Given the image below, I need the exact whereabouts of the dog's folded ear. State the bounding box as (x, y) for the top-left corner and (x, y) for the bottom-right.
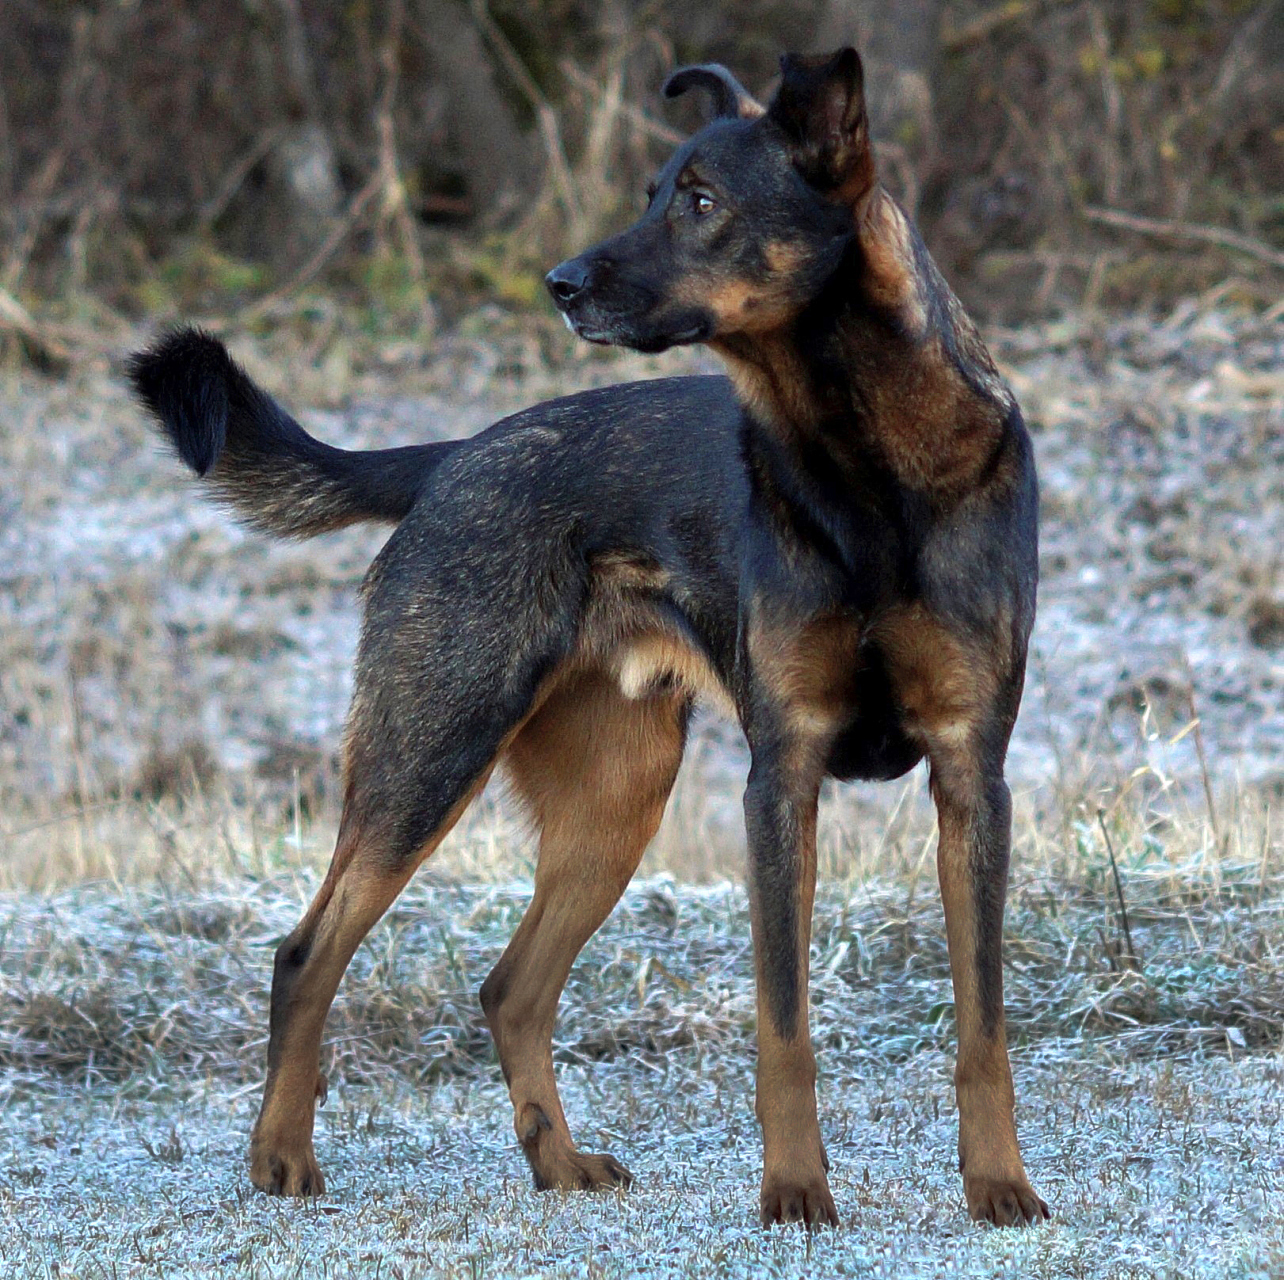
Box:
(663, 64), (765, 122)
(769, 48), (875, 208)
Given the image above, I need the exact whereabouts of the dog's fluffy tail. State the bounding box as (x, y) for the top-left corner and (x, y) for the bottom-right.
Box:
(127, 327), (458, 538)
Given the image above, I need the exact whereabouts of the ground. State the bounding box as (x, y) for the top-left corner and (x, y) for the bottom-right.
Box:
(0, 303), (1281, 1277)
(4, 875), (1284, 1277)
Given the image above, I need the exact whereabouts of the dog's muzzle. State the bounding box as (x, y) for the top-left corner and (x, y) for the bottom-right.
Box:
(544, 249), (710, 352)
(544, 255), (620, 344)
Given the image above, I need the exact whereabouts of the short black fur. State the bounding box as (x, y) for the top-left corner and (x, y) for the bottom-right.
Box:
(127, 45), (1048, 1231)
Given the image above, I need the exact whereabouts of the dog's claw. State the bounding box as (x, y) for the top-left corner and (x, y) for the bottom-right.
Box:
(965, 1174), (1050, 1227)
(250, 1142), (326, 1197)
(760, 1173), (839, 1229)
(530, 1148), (634, 1193)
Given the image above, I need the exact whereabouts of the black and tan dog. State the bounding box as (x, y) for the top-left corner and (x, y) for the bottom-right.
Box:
(128, 48), (1047, 1228)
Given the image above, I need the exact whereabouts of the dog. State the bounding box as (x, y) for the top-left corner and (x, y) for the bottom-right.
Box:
(128, 47), (1047, 1229)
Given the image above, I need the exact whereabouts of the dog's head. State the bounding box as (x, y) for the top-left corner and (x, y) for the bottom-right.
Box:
(546, 49), (876, 354)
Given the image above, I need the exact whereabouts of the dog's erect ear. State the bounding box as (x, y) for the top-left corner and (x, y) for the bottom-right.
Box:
(663, 64), (765, 122)
(769, 48), (874, 206)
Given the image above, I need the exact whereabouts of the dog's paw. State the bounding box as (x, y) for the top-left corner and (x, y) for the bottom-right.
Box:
(531, 1147), (634, 1193)
(760, 1171), (839, 1228)
(249, 1137), (326, 1197)
(964, 1172), (1049, 1227)
(518, 1103), (633, 1192)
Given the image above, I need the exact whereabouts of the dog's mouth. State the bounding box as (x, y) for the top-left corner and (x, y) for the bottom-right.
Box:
(560, 309), (712, 352)
(546, 248), (716, 352)
(658, 324), (709, 345)
(558, 312), (613, 345)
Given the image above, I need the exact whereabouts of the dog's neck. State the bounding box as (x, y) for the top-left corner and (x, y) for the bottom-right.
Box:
(711, 188), (1015, 496)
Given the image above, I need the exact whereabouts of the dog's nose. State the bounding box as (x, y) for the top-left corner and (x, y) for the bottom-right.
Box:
(545, 260), (590, 306)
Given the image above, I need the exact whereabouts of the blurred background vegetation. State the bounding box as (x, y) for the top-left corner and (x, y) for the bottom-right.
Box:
(1, 0), (1280, 364)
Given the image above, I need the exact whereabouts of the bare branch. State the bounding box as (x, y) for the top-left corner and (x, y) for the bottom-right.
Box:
(1083, 205), (1284, 271)
(238, 171), (383, 323)
(197, 128), (286, 233)
(468, 0), (585, 238)
(374, 0), (427, 295)
(2, 150), (67, 293)
(1096, 810), (1140, 972)
(0, 287), (72, 366)
(560, 60), (683, 147)
(941, 0), (1035, 53)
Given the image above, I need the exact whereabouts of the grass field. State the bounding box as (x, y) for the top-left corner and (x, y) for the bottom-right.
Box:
(2, 790), (1283, 1277)
(1, 302), (1281, 1276)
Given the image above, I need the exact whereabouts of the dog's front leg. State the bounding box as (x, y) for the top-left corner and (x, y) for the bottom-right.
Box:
(743, 742), (837, 1228)
(931, 757), (1050, 1226)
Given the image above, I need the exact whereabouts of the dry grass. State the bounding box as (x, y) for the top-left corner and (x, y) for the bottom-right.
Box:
(1, 782), (1282, 1277)
(2, 780), (1280, 1091)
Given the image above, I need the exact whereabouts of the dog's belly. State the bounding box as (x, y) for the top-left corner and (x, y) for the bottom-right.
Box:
(826, 714), (923, 782)
(607, 631), (923, 785)
(575, 564), (925, 780)
(823, 638), (925, 782)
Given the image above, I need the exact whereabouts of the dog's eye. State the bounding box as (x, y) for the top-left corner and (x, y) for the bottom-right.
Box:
(693, 192), (716, 216)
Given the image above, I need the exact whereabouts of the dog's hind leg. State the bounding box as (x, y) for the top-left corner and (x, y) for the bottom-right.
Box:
(248, 759), (496, 1196)
(481, 672), (689, 1192)
(248, 530), (575, 1196)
